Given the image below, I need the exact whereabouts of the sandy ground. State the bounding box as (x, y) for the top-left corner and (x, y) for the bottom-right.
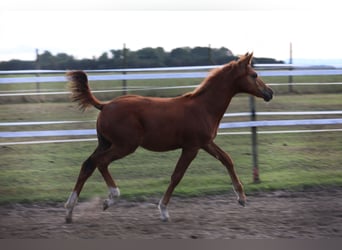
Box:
(0, 187), (341, 239)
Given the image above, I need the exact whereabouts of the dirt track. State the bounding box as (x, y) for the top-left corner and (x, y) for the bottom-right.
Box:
(0, 188), (341, 239)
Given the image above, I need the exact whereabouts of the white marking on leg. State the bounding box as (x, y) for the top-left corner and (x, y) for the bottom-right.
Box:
(109, 187), (120, 198)
(232, 185), (239, 199)
(64, 191), (78, 223)
(158, 198), (170, 222)
(103, 187), (120, 210)
(65, 191), (78, 208)
(232, 185), (246, 207)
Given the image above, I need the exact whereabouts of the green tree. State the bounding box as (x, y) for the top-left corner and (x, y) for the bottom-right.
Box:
(136, 47), (167, 67)
(39, 51), (55, 69)
(169, 47), (192, 66)
(0, 46), (284, 70)
(191, 47), (211, 65)
(55, 53), (74, 69)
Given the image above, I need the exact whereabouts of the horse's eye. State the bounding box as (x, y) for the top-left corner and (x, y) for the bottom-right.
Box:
(251, 73), (258, 79)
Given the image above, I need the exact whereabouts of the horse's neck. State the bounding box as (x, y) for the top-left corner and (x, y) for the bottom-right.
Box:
(194, 79), (236, 122)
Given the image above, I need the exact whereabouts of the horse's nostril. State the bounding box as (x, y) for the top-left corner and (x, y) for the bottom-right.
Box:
(262, 89), (273, 102)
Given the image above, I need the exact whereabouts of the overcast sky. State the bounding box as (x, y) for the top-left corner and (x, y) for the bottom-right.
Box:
(0, 0), (341, 64)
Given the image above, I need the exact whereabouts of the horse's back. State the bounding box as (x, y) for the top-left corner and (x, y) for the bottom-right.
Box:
(100, 95), (184, 120)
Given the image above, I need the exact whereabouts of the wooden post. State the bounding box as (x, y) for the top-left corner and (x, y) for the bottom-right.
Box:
(288, 42), (293, 93)
(35, 48), (40, 93)
(249, 96), (260, 183)
(122, 43), (127, 95)
(208, 44), (214, 65)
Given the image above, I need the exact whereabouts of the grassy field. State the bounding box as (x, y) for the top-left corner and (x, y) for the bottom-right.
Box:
(1, 131), (341, 204)
(0, 74), (341, 204)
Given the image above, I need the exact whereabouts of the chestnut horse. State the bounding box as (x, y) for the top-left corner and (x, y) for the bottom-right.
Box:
(64, 53), (273, 223)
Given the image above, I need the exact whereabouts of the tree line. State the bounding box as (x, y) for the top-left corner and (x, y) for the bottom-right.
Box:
(0, 46), (284, 70)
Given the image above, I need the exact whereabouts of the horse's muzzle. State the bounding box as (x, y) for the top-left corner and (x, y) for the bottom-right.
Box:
(262, 88), (274, 102)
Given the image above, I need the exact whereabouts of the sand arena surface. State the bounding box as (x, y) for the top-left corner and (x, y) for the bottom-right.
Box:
(1, 187), (341, 239)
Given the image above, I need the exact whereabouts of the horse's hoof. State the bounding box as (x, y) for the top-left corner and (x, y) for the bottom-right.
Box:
(103, 200), (109, 211)
(161, 216), (170, 222)
(65, 208), (73, 223)
(103, 198), (115, 211)
(238, 199), (246, 207)
(158, 203), (170, 222)
(65, 217), (73, 224)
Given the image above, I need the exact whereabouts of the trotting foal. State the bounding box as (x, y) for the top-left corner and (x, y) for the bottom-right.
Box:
(64, 53), (273, 222)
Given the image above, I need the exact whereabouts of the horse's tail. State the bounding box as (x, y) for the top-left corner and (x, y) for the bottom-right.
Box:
(67, 71), (105, 111)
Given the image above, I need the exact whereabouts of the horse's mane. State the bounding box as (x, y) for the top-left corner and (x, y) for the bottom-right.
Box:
(185, 60), (238, 97)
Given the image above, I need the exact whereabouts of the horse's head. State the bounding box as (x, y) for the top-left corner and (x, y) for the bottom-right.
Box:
(234, 53), (273, 102)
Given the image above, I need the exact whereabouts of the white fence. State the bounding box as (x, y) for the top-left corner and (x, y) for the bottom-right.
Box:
(1, 64), (342, 84)
(1, 118), (342, 140)
(0, 64), (341, 145)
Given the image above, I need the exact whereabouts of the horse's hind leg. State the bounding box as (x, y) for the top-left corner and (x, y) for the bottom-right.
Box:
(96, 144), (139, 210)
(98, 164), (120, 211)
(64, 155), (97, 223)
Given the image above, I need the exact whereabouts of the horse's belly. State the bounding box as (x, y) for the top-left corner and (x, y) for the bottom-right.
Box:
(140, 133), (182, 152)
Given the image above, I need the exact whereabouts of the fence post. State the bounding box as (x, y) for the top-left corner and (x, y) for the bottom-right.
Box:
(208, 44), (214, 65)
(249, 96), (260, 183)
(122, 43), (127, 95)
(288, 42), (293, 93)
(35, 48), (40, 93)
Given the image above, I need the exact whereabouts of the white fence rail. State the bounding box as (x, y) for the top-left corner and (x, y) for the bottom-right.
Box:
(3, 69), (342, 84)
(1, 111), (342, 128)
(1, 118), (342, 139)
(0, 64), (341, 144)
(1, 64), (342, 84)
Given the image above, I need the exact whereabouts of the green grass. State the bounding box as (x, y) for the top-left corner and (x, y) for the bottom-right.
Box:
(0, 131), (341, 204)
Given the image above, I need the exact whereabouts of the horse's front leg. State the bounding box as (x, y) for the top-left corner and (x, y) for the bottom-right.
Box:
(159, 148), (199, 221)
(65, 191), (78, 223)
(203, 142), (246, 206)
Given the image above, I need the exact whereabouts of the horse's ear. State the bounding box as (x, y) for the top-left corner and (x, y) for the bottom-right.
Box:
(239, 52), (253, 68)
(246, 52), (253, 64)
